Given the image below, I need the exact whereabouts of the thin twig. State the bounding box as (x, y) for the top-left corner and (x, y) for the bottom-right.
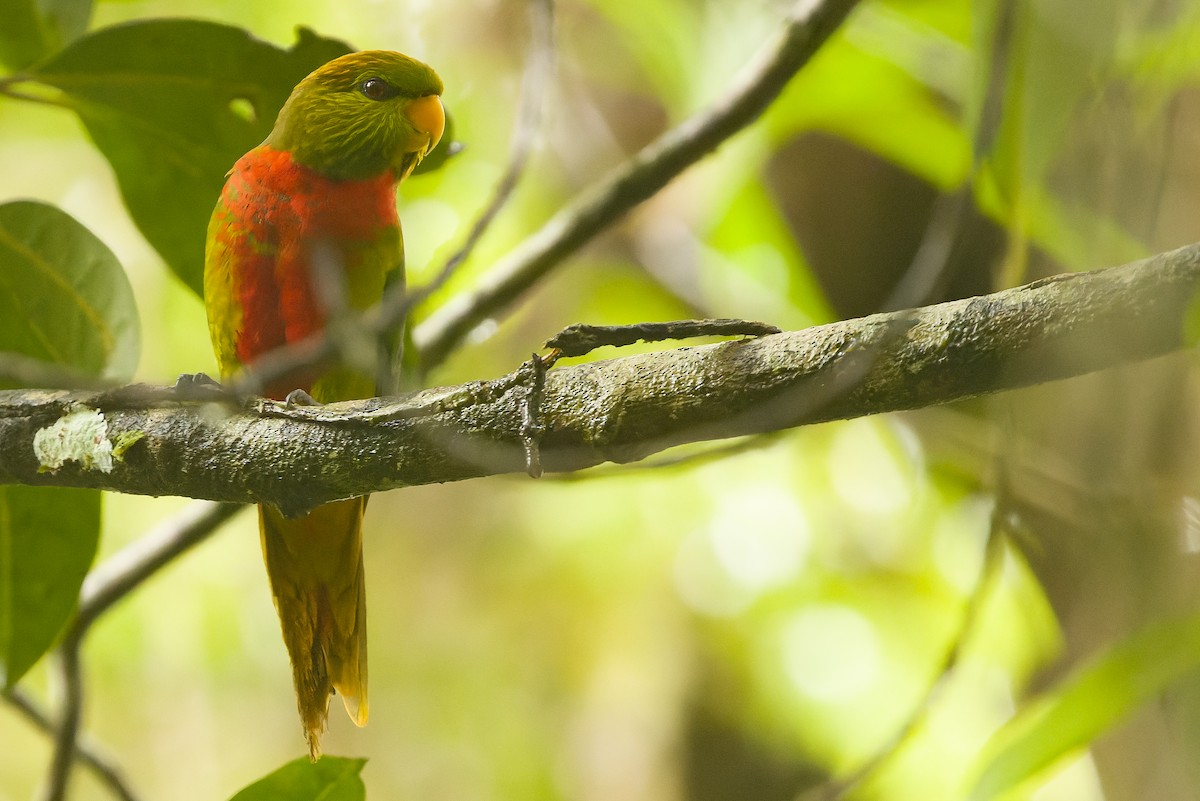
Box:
(41, 634), (82, 801)
(412, 0), (863, 370)
(4, 687), (139, 801)
(0, 351), (118, 391)
(75, 501), (246, 633)
(881, 0), (1016, 312)
(406, 0), (555, 366)
(36, 502), (243, 801)
(801, 509), (1008, 801)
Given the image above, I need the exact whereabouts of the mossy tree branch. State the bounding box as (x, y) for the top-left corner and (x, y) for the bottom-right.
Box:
(1, 243), (1197, 513)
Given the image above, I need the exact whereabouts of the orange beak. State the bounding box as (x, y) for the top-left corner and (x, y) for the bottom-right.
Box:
(405, 94), (445, 157)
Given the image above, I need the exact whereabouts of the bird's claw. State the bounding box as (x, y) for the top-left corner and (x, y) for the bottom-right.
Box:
(173, 372), (228, 401)
(284, 389), (322, 408)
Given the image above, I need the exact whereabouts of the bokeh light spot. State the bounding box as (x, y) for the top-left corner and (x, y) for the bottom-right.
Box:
(781, 605), (881, 702)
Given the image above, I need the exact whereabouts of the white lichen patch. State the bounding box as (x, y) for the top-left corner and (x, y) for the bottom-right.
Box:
(33, 405), (114, 473)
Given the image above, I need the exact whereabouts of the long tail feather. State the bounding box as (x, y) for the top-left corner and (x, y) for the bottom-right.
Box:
(259, 498), (369, 760)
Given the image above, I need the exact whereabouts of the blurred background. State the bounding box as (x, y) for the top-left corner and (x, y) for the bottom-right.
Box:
(4, 0), (1200, 799)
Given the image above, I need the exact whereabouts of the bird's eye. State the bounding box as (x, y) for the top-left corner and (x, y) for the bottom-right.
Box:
(360, 77), (399, 101)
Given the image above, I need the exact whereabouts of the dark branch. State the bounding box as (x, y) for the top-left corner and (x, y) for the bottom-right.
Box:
(35, 502), (243, 800)
(0, 246), (1196, 511)
(2, 687), (139, 801)
(42, 636), (82, 801)
(412, 0), (863, 370)
(74, 501), (246, 634)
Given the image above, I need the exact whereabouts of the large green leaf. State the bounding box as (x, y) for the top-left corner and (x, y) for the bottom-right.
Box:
(968, 614), (1200, 800)
(0, 200), (139, 383)
(0, 199), (133, 687)
(0, 0), (92, 70)
(227, 757), (366, 801)
(0, 486), (100, 687)
(29, 20), (352, 296)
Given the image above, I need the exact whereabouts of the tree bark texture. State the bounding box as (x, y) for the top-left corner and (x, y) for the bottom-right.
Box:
(1, 242), (1197, 513)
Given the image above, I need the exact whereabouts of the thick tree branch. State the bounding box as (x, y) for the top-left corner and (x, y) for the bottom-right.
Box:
(0, 245), (1196, 511)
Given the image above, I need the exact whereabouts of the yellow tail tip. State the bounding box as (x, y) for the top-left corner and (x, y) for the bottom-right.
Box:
(340, 692), (369, 728)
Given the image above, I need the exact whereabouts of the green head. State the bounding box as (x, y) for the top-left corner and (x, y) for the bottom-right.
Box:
(268, 50), (445, 181)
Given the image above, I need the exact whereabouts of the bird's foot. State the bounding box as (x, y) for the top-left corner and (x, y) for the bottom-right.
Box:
(173, 372), (229, 401)
(284, 389), (322, 408)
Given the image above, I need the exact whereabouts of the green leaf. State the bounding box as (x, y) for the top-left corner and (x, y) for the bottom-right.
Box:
(227, 757), (367, 801)
(0, 200), (128, 685)
(29, 20), (352, 296)
(0, 485), (100, 687)
(968, 614), (1200, 801)
(0, 0), (92, 70)
(0, 200), (139, 384)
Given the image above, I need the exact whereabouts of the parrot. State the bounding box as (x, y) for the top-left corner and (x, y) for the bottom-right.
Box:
(203, 50), (445, 759)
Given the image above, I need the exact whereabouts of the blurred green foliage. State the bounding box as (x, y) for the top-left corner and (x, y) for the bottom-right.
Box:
(0, 0), (92, 70)
(2, 0), (1200, 799)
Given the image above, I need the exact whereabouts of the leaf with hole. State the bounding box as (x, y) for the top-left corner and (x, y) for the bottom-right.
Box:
(29, 20), (353, 296)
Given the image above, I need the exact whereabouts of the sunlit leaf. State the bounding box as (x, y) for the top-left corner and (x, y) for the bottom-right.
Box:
(0, 486), (100, 687)
(0, 199), (128, 687)
(0, 200), (139, 384)
(29, 20), (352, 296)
(968, 614), (1200, 801)
(0, 0), (92, 70)
(227, 757), (367, 801)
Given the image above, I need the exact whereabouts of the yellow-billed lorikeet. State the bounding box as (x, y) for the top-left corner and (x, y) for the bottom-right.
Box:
(204, 50), (444, 759)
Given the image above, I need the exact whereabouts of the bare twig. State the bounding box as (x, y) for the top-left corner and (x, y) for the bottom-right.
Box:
(406, 0), (555, 361)
(802, 508), (1008, 800)
(74, 501), (246, 634)
(3, 687), (139, 801)
(35, 502), (243, 801)
(881, 0), (1016, 312)
(412, 0), (863, 370)
(0, 351), (118, 391)
(41, 634), (82, 801)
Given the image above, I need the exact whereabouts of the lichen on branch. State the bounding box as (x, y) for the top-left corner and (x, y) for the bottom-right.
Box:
(1, 243), (1197, 511)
